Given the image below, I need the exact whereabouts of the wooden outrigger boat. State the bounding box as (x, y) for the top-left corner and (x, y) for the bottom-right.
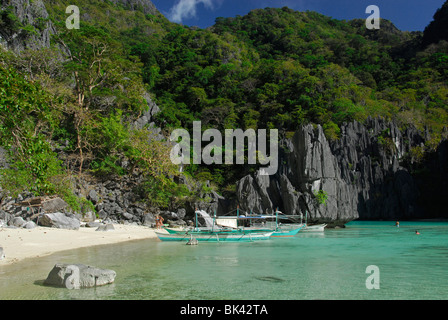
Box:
(159, 208), (305, 241)
(233, 209), (305, 238)
(301, 211), (327, 232)
(155, 210), (274, 242)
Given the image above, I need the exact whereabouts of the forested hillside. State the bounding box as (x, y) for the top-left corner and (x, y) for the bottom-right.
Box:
(0, 0), (447, 216)
(143, 4), (448, 193)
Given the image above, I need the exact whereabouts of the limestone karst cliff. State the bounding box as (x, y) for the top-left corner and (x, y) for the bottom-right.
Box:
(234, 118), (447, 226)
(0, 0), (55, 52)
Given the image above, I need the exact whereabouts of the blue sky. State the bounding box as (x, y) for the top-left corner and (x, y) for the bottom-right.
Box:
(151, 0), (446, 31)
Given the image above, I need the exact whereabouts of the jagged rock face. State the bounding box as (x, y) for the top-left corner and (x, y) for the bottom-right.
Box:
(0, 0), (56, 52)
(331, 118), (424, 221)
(0, 0), (159, 53)
(236, 124), (357, 226)
(235, 118), (427, 226)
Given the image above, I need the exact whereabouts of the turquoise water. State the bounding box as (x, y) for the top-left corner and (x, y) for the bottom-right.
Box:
(1, 221), (448, 300)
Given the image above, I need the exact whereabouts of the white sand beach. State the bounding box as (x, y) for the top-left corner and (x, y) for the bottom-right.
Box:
(0, 224), (158, 266)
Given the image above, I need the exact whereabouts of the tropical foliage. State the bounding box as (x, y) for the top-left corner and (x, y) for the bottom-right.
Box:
(1, 0), (448, 209)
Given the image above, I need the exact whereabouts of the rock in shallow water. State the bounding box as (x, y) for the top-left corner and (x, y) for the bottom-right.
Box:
(186, 237), (198, 245)
(44, 263), (116, 289)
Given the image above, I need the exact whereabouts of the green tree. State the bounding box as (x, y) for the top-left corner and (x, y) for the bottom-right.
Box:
(0, 59), (63, 196)
(57, 23), (147, 174)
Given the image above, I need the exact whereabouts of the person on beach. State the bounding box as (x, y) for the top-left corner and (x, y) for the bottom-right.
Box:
(156, 215), (164, 229)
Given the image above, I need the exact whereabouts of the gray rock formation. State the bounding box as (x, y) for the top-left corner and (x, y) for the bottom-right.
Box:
(0, 0), (56, 52)
(236, 124), (357, 226)
(95, 223), (115, 232)
(84, 221), (101, 228)
(132, 92), (161, 131)
(331, 118), (423, 221)
(22, 220), (36, 229)
(88, 190), (98, 205)
(44, 263), (116, 289)
(0, 0), (159, 53)
(142, 213), (155, 227)
(41, 197), (69, 213)
(9, 216), (26, 228)
(0, 147), (9, 169)
(38, 212), (80, 230)
(235, 118), (428, 226)
(0, 210), (10, 227)
(186, 237), (198, 245)
(0, 247), (5, 260)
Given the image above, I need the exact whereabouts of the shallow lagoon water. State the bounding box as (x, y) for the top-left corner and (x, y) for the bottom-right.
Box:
(1, 221), (448, 300)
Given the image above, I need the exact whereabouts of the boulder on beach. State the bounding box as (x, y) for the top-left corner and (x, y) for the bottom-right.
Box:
(38, 212), (80, 230)
(9, 217), (26, 228)
(84, 221), (101, 228)
(41, 197), (69, 213)
(95, 224), (115, 232)
(81, 211), (96, 223)
(44, 263), (116, 289)
(22, 221), (36, 229)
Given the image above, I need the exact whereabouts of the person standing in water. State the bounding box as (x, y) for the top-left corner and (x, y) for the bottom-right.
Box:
(155, 215), (164, 229)
(396, 221), (400, 228)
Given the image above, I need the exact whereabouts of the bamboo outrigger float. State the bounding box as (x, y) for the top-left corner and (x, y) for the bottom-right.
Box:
(155, 229), (274, 242)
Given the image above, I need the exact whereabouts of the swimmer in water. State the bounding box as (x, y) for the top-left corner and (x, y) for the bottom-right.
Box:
(415, 230), (420, 235)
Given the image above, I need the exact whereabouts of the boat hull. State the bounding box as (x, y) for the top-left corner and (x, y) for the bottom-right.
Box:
(155, 230), (273, 242)
(248, 224), (305, 238)
(165, 224), (305, 238)
(271, 225), (305, 237)
(302, 224), (327, 232)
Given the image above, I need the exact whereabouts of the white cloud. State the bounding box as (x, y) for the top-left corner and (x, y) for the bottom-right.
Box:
(168, 0), (219, 23)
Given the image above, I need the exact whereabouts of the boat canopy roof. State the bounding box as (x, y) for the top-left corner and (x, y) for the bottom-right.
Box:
(214, 215), (298, 220)
(195, 209), (301, 220)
